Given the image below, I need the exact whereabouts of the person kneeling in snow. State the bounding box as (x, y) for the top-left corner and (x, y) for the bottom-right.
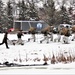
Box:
(0, 32), (9, 49)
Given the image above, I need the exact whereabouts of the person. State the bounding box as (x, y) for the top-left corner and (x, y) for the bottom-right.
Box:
(28, 27), (36, 42)
(0, 32), (9, 49)
(40, 30), (50, 43)
(17, 30), (23, 39)
(63, 26), (71, 44)
(40, 26), (53, 43)
(13, 30), (24, 45)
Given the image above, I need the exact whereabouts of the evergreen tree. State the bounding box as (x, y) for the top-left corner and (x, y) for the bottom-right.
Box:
(17, 0), (28, 20)
(17, 0), (39, 20)
(43, 0), (56, 25)
(27, 0), (39, 20)
(68, 0), (75, 25)
(5, 0), (13, 29)
(58, 0), (71, 24)
(60, 5), (70, 24)
(0, 0), (4, 27)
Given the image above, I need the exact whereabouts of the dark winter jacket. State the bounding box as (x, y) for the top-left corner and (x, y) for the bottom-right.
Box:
(3, 32), (8, 42)
(17, 32), (23, 38)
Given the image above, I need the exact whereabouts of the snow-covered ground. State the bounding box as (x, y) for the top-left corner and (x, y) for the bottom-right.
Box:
(0, 33), (75, 74)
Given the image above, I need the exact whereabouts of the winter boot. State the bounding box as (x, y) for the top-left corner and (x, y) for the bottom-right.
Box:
(13, 43), (15, 45)
(40, 41), (42, 43)
(28, 38), (30, 42)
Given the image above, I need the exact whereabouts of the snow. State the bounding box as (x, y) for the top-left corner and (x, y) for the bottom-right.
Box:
(0, 33), (75, 74)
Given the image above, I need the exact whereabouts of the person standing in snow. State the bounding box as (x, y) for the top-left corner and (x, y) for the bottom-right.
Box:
(13, 30), (24, 45)
(28, 27), (36, 42)
(40, 26), (53, 43)
(0, 31), (9, 49)
(62, 26), (71, 44)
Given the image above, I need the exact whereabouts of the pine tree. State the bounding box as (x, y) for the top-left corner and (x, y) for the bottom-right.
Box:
(17, 0), (28, 20)
(5, 0), (13, 29)
(68, 0), (75, 25)
(27, 0), (39, 20)
(59, 0), (71, 24)
(17, 0), (39, 20)
(43, 0), (56, 25)
(0, 0), (4, 27)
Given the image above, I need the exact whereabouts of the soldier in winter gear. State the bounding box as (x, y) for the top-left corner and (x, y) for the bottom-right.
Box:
(28, 27), (36, 42)
(62, 26), (71, 44)
(0, 32), (9, 49)
(40, 26), (53, 43)
(13, 30), (24, 45)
